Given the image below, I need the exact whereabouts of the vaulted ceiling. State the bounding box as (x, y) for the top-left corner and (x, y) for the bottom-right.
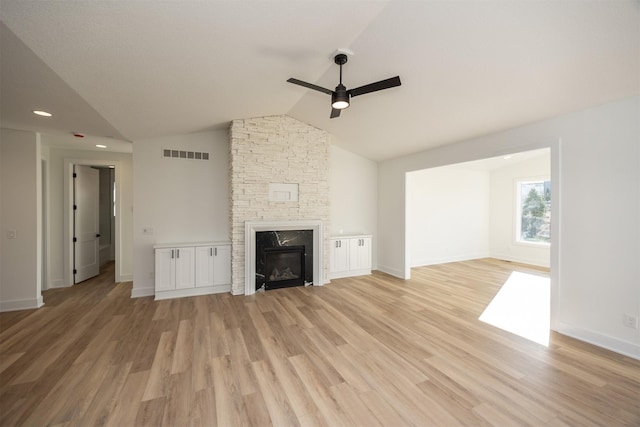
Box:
(1, 1), (638, 161)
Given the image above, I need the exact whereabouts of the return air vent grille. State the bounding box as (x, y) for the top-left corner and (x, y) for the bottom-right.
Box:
(162, 149), (209, 160)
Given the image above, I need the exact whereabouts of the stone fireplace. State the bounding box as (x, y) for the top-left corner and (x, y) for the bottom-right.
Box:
(229, 116), (330, 295)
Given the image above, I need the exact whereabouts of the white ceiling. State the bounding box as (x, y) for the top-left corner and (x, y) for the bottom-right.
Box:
(1, 1), (638, 161)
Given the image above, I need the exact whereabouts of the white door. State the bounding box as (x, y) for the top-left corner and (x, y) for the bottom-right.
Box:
(74, 165), (100, 283)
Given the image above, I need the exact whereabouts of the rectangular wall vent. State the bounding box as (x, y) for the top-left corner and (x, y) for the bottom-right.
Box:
(162, 149), (209, 160)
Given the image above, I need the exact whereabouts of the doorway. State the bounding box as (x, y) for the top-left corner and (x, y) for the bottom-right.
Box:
(405, 146), (556, 343)
(63, 159), (122, 286)
(73, 165), (116, 283)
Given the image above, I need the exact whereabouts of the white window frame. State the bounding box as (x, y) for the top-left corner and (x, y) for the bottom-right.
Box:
(515, 177), (551, 247)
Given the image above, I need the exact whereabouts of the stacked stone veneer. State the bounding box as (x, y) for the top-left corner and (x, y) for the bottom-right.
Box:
(229, 115), (330, 295)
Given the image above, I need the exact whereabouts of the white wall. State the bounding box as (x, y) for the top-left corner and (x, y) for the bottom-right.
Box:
(378, 96), (640, 358)
(408, 167), (490, 267)
(0, 128), (43, 311)
(132, 130), (229, 297)
(490, 152), (550, 267)
(329, 144), (378, 268)
(44, 144), (133, 287)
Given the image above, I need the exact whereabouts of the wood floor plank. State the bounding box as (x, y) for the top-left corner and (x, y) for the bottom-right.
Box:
(141, 330), (176, 401)
(1, 259), (639, 426)
(192, 386), (217, 427)
(251, 359), (300, 427)
(104, 369), (150, 427)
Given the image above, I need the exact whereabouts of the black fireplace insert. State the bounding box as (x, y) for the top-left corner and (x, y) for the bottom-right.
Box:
(256, 230), (313, 291)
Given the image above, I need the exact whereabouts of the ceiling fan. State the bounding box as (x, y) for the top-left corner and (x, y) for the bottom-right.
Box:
(287, 53), (401, 119)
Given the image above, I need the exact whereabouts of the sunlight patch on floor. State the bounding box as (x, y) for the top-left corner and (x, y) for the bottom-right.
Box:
(479, 271), (550, 346)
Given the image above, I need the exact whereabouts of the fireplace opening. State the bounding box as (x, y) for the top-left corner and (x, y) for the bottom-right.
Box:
(264, 246), (305, 290)
(255, 229), (313, 291)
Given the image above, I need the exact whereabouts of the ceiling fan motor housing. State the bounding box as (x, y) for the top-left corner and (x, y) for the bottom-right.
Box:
(334, 53), (348, 65)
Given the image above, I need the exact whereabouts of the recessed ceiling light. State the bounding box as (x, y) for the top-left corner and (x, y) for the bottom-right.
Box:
(33, 110), (52, 117)
(96, 144), (107, 149)
(503, 155), (512, 160)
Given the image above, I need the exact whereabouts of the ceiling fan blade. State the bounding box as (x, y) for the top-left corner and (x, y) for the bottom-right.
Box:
(287, 78), (333, 95)
(330, 108), (341, 119)
(349, 76), (401, 97)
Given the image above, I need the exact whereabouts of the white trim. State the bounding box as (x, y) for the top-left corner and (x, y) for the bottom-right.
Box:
(329, 269), (372, 280)
(131, 286), (155, 298)
(49, 280), (70, 289)
(377, 264), (405, 279)
(154, 284), (231, 301)
(411, 253), (491, 268)
(489, 253), (550, 268)
(244, 220), (323, 295)
(557, 322), (640, 360)
(0, 296), (44, 312)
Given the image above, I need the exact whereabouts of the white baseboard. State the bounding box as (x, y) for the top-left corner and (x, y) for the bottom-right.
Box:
(411, 253), (490, 268)
(154, 285), (231, 301)
(117, 274), (133, 283)
(556, 322), (640, 360)
(130, 286), (155, 298)
(329, 269), (372, 280)
(490, 253), (549, 268)
(49, 279), (68, 288)
(0, 296), (44, 312)
(377, 264), (406, 279)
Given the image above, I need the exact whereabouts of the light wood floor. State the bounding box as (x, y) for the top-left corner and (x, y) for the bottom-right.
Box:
(1, 259), (639, 426)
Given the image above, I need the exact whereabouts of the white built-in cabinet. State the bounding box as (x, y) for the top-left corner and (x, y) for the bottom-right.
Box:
(155, 246), (195, 292)
(154, 241), (231, 300)
(329, 235), (372, 279)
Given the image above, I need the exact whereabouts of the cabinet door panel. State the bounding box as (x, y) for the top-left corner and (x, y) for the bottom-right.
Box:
(330, 239), (350, 273)
(175, 247), (195, 289)
(349, 238), (372, 271)
(195, 246), (214, 288)
(213, 245), (231, 285)
(358, 237), (372, 269)
(155, 248), (175, 291)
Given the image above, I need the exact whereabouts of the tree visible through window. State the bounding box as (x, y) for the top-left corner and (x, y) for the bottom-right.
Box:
(517, 180), (550, 244)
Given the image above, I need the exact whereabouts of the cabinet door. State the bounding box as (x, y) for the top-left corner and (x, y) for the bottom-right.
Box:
(349, 238), (372, 270)
(155, 248), (175, 292)
(213, 245), (231, 285)
(175, 247), (195, 289)
(195, 246), (214, 288)
(330, 239), (350, 273)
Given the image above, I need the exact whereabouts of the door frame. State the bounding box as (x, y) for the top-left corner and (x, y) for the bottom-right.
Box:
(63, 158), (123, 285)
(403, 138), (560, 330)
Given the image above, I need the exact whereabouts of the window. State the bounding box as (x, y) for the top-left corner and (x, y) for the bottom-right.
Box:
(516, 179), (550, 244)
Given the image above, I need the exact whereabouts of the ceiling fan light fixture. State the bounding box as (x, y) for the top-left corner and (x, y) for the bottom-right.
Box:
(331, 86), (350, 110)
(331, 99), (349, 110)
